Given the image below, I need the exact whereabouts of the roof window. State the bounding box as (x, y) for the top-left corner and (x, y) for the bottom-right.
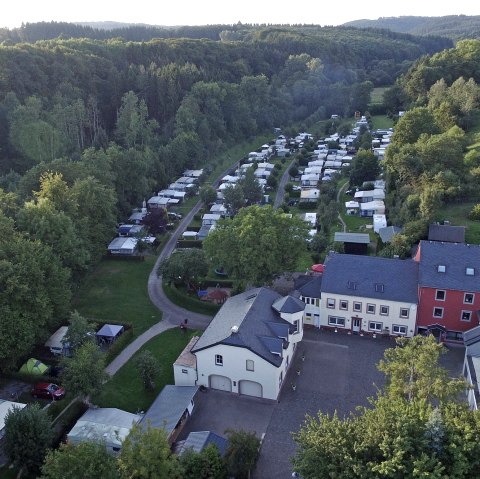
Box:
(437, 265), (446, 273)
(375, 283), (384, 293)
(466, 267), (475, 276)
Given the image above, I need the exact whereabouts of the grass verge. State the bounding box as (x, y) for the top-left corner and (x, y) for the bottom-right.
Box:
(93, 328), (199, 413)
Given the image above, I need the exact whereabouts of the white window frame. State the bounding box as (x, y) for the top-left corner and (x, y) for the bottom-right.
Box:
(215, 354), (223, 366)
(392, 324), (407, 335)
(366, 303), (375, 314)
(464, 293), (474, 304)
(435, 290), (446, 301)
(380, 305), (389, 316)
(433, 307), (444, 318)
(327, 298), (335, 309)
(400, 308), (409, 318)
(246, 359), (254, 371)
(293, 319), (300, 333)
(368, 321), (383, 332)
(339, 300), (348, 310)
(461, 310), (472, 322)
(328, 316), (345, 327)
(353, 302), (362, 312)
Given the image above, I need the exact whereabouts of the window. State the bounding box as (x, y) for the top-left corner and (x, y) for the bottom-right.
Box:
(367, 303), (375, 314)
(380, 305), (389, 316)
(181, 369), (188, 374)
(375, 283), (385, 293)
(437, 265), (446, 273)
(246, 359), (254, 371)
(435, 290), (446, 301)
(433, 307), (443, 318)
(328, 316), (345, 327)
(327, 298), (335, 308)
(464, 293), (474, 304)
(461, 311), (472, 322)
(369, 321), (383, 332)
(400, 308), (409, 318)
(347, 281), (357, 290)
(353, 302), (362, 312)
(279, 371), (283, 386)
(293, 320), (300, 333)
(315, 299), (320, 307)
(339, 300), (348, 310)
(466, 267), (475, 276)
(305, 313), (312, 318)
(215, 354), (223, 366)
(112, 447), (121, 452)
(392, 324), (407, 335)
(445, 331), (463, 341)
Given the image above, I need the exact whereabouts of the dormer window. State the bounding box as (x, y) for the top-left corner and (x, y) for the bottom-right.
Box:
(437, 265), (446, 273)
(466, 267), (475, 276)
(375, 283), (384, 293)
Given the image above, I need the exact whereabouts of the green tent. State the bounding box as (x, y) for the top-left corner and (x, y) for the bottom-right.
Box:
(19, 358), (49, 375)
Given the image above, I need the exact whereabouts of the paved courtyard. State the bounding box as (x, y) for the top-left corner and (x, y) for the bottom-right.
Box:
(177, 329), (465, 478)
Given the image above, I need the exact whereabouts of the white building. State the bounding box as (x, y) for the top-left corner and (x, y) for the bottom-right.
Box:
(191, 288), (305, 400)
(373, 214), (387, 234)
(319, 253), (419, 337)
(463, 326), (480, 410)
(174, 336), (200, 387)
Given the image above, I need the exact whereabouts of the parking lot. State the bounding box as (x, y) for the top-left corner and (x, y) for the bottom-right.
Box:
(177, 329), (465, 478)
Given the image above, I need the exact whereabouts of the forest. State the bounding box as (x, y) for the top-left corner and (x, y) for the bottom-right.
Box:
(0, 22), (470, 369)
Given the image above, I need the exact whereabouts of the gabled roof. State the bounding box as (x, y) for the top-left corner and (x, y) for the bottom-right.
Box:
(140, 386), (198, 437)
(192, 288), (294, 367)
(417, 241), (480, 292)
(96, 324), (124, 338)
(379, 226), (402, 243)
(334, 232), (370, 244)
(295, 275), (322, 299)
(272, 295), (305, 314)
(428, 224), (465, 243)
(321, 253), (419, 303)
(180, 431), (228, 456)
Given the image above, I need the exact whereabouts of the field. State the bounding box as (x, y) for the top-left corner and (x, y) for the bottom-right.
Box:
(436, 202), (480, 244)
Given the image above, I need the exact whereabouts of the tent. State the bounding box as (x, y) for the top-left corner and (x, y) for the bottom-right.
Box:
(19, 358), (49, 375)
(96, 324), (124, 344)
(311, 264), (325, 273)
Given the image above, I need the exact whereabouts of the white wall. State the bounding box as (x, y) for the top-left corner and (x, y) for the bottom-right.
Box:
(463, 356), (478, 410)
(320, 293), (417, 337)
(174, 364), (197, 387)
(300, 297), (321, 327)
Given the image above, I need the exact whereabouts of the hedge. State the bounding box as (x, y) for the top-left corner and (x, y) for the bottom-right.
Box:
(176, 239), (203, 249)
(163, 282), (220, 315)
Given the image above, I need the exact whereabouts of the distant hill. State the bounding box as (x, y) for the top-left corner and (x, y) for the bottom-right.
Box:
(75, 21), (171, 30)
(343, 15), (480, 41)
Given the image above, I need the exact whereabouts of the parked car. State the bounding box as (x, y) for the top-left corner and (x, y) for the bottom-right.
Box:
(292, 185), (302, 191)
(167, 212), (182, 220)
(31, 383), (65, 400)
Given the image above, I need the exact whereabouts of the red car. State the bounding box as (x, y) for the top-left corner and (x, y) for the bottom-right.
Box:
(31, 383), (65, 400)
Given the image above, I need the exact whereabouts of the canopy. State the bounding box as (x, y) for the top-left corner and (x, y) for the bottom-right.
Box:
(96, 324), (124, 340)
(311, 264), (325, 273)
(19, 358), (49, 375)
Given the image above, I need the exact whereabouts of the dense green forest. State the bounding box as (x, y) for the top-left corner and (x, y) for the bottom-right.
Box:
(0, 23), (460, 369)
(344, 15), (480, 41)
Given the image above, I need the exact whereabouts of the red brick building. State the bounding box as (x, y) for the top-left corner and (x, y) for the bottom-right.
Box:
(414, 241), (480, 342)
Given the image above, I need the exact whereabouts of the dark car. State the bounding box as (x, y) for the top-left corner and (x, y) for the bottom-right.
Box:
(32, 383), (65, 400)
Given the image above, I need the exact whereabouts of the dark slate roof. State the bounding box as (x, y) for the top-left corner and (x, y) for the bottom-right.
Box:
(180, 431), (228, 456)
(334, 232), (370, 244)
(295, 275), (322, 299)
(463, 325), (480, 347)
(417, 241), (480, 292)
(428, 224), (465, 243)
(140, 385), (198, 437)
(321, 253), (419, 303)
(272, 295), (305, 314)
(192, 288), (294, 367)
(379, 226), (402, 243)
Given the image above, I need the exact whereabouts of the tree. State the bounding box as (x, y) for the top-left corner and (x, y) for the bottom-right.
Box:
(118, 422), (180, 479)
(41, 441), (119, 479)
(204, 205), (309, 286)
(292, 336), (478, 479)
(199, 185), (217, 206)
(224, 430), (260, 479)
(63, 310), (96, 352)
(222, 184), (245, 216)
(61, 341), (107, 402)
(179, 444), (227, 479)
(4, 403), (54, 475)
(238, 167), (262, 206)
(134, 350), (160, 391)
(142, 207), (167, 235)
(349, 149), (380, 187)
(158, 249), (208, 290)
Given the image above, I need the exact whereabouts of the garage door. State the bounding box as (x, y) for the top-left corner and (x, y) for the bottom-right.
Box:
(239, 380), (263, 398)
(209, 375), (232, 392)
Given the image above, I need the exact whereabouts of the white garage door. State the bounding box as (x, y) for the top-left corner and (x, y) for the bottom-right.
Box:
(239, 380), (263, 398)
(209, 375), (232, 392)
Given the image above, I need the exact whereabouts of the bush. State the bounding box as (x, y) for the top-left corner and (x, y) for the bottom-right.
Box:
(469, 204), (480, 220)
(163, 283), (221, 315)
(176, 240), (203, 249)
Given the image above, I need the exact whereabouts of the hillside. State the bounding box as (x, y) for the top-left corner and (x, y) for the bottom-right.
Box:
(344, 15), (480, 41)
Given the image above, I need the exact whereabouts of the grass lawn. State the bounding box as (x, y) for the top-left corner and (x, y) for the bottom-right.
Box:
(369, 86), (391, 106)
(72, 256), (161, 338)
(436, 202), (480, 244)
(93, 328), (199, 413)
(370, 115), (393, 130)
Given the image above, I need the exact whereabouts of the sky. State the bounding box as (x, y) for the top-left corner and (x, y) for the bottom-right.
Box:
(2, 0), (479, 29)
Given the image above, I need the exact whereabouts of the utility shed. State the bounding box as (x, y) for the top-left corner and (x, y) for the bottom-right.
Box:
(428, 224), (465, 243)
(174, 336), (199, 387)
(140, 385), (198, 444)
(334, 232), (370, 255)
(67, 408), (142, 454)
